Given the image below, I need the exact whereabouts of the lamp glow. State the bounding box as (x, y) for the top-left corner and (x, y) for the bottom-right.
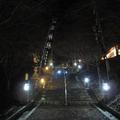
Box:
(45, 66), (49, 71)
(40, 78), (45, 88)
(102, 83), (110, 91)
(40, 78), (45, 84)
(49, 62), (53, 67)
(65, 71), (68, 74)
(84, 77), (90, 83)
(24, 83), (30, 91)
(78, 59), (82, 62)
(73, 62), (77, 66)
(78, 65), (82, 69)
(57, 70), (62, 74)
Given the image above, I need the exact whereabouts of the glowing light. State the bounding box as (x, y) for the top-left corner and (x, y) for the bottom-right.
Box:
(73, 62), (77, 66)
(78, 65), (82, 69)
(40, 78), (45, 88)
(45, 66), (49, 71)
(78, 59), (82, 62)
(24, 83), (30, 91)
(25, 73), (29, 80)
(40, 78), (45, 84)
(102, 83), (110, 91)
(118, 49), (120, 55)
(65, 71), (68, 74)
(106, 47), (116, 58)
(101, 45), (120, 60)
(49, 62), (53, 67)
(84, 77), (90, 83)
(57, 70), (62, 74)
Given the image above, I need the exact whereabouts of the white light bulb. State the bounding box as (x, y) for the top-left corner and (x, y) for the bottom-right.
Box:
(84, 78), (90, 83)
(102, 83), (110, 91)
(24, 83), (30, 91)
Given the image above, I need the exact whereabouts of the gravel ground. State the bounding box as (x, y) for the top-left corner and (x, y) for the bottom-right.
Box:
(27, 105), (108, 120)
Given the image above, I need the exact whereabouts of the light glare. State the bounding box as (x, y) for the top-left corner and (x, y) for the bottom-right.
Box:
(74, 62), (77, 66)
(102, 83), (110, 91)
(57, 70), (62, 74)
(65, 71), (68, 74)
(78, 59), (82, 62)
(78, 65), (82, 69)
(45, 66), (49, 71)
(84, 77), (90, 83)
(49, 62), (53, 67)
(40, 78), (45, 84)
(24, 83), (30, 91)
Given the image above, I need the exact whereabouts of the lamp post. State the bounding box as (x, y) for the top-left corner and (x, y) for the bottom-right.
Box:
(64, 71), (68, 106)
(23, 82), (30, 102)
(84, 77), (90, 88)
(57, 69), (68, 105)
(24, 73), (31, 102)
(102, 82), (110, 102)
(40, 78), (46, 89)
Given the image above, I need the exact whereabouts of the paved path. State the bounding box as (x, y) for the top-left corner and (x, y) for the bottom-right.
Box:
(27, 105), (108, 120)
(20, 75), (109, 120)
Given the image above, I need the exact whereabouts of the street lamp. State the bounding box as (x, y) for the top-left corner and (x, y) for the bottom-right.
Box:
(49, 62), (53, 67)
(57, 69), (68, 105)
(45, 66), (49, 71)
(23, 82), (30, 102)
(73, 62), (77, 67)
(84, 77), (90, 83)
(40, 78), (46, 89)
(57, 70), (62, 74)
(102, 82), (110, 102)
(78, 65), (82, 69)
(84, 77), (90, 88)
(65, 71), (68, 74)
(102, 83), (110, 91)
(78, 59), (82, 62)
(23, 83), (30, 91)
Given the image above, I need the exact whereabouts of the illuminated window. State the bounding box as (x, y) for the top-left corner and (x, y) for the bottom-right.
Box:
(118, 45), (120, 55)
(101, 45), (120, 60)
(118, 49), (120, 55)
(106, 47), (116, 58)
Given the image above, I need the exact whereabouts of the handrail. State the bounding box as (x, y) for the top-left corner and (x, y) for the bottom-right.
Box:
(96, 102), (120, 119)
(4, 101), (35, 120)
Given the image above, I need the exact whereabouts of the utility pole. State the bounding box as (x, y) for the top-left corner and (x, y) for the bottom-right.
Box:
(95, 57), (102, 89)
(93, 0), (110, 85)
(93, 1), (102, 89)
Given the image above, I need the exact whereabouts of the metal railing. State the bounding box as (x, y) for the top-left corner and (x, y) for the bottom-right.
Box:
(1, 101), (35, 120)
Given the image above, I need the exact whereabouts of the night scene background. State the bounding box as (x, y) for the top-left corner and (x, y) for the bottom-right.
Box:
(0, 0), (120, 119)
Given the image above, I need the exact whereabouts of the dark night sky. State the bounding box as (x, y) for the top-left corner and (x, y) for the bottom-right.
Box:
(0, 0), (120, 81)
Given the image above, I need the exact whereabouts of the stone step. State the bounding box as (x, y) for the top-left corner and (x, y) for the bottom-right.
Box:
(68, 101), (94, 105)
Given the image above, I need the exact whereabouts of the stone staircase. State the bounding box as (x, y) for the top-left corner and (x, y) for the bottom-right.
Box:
(67, 88), (94, 105)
